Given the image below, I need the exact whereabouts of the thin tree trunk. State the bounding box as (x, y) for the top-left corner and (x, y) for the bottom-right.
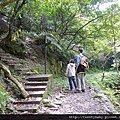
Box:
(1, 0), (27, 43)
(111, 11), (119, 74)
(101, 52), (112, 81)
(0, 63), (29, 98)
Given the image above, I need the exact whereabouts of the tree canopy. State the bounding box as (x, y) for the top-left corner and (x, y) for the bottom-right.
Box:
(0, 0), (120, 70)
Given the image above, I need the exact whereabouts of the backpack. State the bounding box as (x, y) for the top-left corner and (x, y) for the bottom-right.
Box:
(80, 56), (89, 70)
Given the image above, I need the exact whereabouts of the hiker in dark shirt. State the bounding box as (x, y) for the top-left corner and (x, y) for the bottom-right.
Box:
(75, 48), (88, 92)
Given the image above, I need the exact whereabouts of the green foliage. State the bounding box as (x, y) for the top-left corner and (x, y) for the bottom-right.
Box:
(2, 41), (26, 58)
(1, 1), (120, 114)
(52, 76), (69, 90)
(0, 86), (15, 114)
(33, 70), (40, 74)
(1, 0), (120, 73)
(47, 76), (69, 96)
(86, 70), (120, 112)
(94, 93), (102, 99)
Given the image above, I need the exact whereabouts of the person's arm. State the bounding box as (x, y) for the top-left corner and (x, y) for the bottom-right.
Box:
(75, 66), (78, 74)
(65, 64), (69, 76)
(75, 55), (80, 73)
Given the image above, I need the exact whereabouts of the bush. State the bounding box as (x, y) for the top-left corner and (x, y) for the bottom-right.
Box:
(86, 71), (120, 112)
(0, 86), (15, 114)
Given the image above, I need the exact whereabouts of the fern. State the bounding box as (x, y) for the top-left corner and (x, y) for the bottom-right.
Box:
(0, 91), (15, 114)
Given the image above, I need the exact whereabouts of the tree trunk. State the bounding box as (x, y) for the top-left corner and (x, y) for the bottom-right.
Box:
(0, 63), (29, 98)
(1, 0), (27, 44)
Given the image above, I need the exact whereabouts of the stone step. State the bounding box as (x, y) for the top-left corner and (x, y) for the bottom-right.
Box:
(1, 59), (19, 64)
(9, 64), (22, 69)
(0, 52), (10, 55)
(22, 72), (36, 76)
(26, 75), (51, 81)
(25, 86), (47, 91)
(0, 53), (11, 57)
(0, 59), (12, 62)
(16, 104), (39, 112)
(9, 63), (23, 68)
(28, 91), (45, 97)
(7, 61), (19, 64)
(0, 56), (16, 60)
(27, 78), (48, 82)
(14, 97), (42, 104)
(25, 81), (47, 86)
(16, 68), (30, 71)
(0, 48), (53, 113)
(26, 78), (48, 82)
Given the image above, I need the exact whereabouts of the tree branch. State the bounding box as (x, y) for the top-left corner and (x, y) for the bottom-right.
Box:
(66, 15), (103, 50)
(0, 0), (17, 9)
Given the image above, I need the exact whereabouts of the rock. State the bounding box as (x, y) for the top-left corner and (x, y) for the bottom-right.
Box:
(44, 109), (52, 114)
(53, 100), (62, 106)
(103, 104), (115, 114)
(49, 107), (59, 111)
(114, 101), (120, 106)
(43, 99), (52, 104)
(59, 93), (65, 98)
(56, 95), (61, 100)
(44, 102), (58, 108)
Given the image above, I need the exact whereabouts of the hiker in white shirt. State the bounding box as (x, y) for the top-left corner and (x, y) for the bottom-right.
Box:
(65, 59), (78, 91)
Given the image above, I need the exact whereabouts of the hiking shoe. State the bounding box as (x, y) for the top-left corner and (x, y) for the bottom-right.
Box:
(69, 90), (74, 94)
(82, 89), (85, 92)
(75, 89), (81, 93)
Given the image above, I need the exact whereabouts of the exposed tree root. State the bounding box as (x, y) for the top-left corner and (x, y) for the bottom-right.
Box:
(0, 63), (29, 98)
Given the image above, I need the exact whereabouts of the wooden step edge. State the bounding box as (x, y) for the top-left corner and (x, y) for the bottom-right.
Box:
(16, 68), (30, 71)
(26, 74), (52, 80)
(22, 72), (36, 76)
(25, 86), (46, 91)
(0, 54), (10, 56)
(29, 94), (43, 97)
(13, 100), (41, 104)
(16, 105), (39, 112)
(25, 82), (47, 86)
(26, 78), (48, 81)
(28, 91), (45, 97)
(0, 57), (17, 60)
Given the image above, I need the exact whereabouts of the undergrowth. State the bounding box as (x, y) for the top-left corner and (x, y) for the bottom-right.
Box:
(86, 70), (120, 113)
(48, 76), (69, 96)
(0, 85), (15, 114)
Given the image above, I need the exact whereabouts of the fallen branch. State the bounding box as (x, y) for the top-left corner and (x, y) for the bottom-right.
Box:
(0, 63), (29, 98)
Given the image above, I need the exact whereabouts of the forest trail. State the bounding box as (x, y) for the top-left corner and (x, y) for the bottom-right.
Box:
(0, 47), (119, 115)
(38, 85), (119, 114)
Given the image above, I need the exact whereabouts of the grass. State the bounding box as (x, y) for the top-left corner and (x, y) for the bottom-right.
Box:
(0, 85), (15, 114)
(48, 76), (69, 96)
(86, 70), (120, 113)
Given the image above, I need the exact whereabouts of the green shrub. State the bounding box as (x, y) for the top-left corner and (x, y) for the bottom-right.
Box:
(0, 86), (15, 114)
(48, 76), (69, 96)
(86, 71), (120, 112)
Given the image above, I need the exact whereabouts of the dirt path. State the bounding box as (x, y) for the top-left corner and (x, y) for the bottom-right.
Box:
(39, 85), (119, 114)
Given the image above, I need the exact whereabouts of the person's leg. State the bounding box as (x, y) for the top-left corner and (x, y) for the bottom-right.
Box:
(76, 73), (82, 91)
(68, 77), (73, 90)
(81, 73), (86, 92)
(76, 74), (79, 88)
(72, 76), (77, 89)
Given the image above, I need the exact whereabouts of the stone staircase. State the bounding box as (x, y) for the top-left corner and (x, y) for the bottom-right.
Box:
(0, 47), (53, 113)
